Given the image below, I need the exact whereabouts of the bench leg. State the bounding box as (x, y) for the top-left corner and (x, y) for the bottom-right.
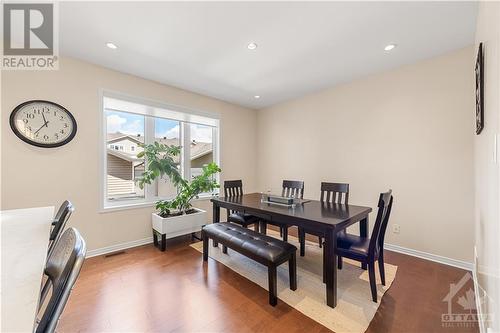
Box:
(268, 265), (277, 306)
(222, 245), (228, 254)
(289, 252), (297, 291)
(202, 232), (209, 262)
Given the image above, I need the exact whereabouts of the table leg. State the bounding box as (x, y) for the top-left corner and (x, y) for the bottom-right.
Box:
(213, 203), (220, 247)
(360, 217), (368, 270)
(325, 228), (337, 308)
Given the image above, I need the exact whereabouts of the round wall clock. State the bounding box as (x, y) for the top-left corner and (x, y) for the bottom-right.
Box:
(9, 100), (77, 148)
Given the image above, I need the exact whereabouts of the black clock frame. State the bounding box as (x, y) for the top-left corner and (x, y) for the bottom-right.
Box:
(9, 100), (77, 148)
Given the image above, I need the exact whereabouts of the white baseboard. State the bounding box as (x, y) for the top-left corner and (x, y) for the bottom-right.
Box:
(472, 246), (487, 333)
(85, 235), (473, 272)
(385, 243), (473, 271)
(86, 236), (153, 258)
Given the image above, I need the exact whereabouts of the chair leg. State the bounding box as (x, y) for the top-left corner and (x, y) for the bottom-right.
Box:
(378, 253), (386, 286)
(260, 222), (267, 235)
(368, 262), (377, 302)
(268, 265), (278, 306)
(289, 252), (297, 291)
(282, 227), (288, 242)
(254, 222), (260, 232)
(280, 227), (283, 237)
(202, 233), (209, 262)
(299, 227), (305, 257)
(222, 245), (228, 254)
(337, 256), (343, 270)
(318, 236), (323, 248)
(322, 245), (326, 283)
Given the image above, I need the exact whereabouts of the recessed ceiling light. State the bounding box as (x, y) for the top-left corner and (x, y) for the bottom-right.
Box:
(106, 42), (118, 49)
(384, 44), (397, 51)
(247, 42), (258, 50)
(254, 95), (260, 99)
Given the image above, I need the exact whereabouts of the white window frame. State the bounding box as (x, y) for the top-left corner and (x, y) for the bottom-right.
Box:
(99, 90), (221, 212)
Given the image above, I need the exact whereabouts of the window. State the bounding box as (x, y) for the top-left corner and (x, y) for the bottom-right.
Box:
(102, 93), (220, 210)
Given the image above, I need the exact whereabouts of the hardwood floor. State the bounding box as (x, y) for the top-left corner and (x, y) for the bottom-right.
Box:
(59, 231), (478, 333)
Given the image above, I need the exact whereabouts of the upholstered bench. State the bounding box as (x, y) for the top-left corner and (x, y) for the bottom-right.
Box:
(202, 222), (297, 306)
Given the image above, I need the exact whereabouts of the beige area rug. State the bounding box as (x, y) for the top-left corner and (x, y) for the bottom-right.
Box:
(191, 231), (398, 333)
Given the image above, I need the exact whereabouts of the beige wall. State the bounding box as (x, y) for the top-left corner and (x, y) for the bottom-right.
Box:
(474, 2), (500, 331)
(257, 47), (475, 263)
(0, 45), (478, 270)
(1, 56), (258, 251)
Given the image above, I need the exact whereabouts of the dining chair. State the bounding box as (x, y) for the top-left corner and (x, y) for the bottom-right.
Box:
(298, 182), (349, 256)
(336, 190), (393, 302)
(36, 227), (86, 333)
(261, 180), (304, 241)
(48, 201), (74, 257)
(224, 180), (260, 231)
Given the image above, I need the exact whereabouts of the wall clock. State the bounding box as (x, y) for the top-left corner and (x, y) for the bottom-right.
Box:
(9, 100), (77, 148)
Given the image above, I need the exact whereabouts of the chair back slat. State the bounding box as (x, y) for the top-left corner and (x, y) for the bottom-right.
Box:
(320, 182), (349, 204)
(282, 180), (304, 199)
(224, 180), (244, 214)
(36, 228), (86, 333)
(48, 201), (74, 257)
(368, 190), (393, 255)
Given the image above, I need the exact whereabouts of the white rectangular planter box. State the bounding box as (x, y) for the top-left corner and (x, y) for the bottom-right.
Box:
(152, 208), (207, 251)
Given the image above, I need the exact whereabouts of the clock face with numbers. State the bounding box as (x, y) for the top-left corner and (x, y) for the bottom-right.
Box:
(9, 100), (77, 148)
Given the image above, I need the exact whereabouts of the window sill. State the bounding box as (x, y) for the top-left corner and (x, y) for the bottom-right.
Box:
(100, 194), (218, 213)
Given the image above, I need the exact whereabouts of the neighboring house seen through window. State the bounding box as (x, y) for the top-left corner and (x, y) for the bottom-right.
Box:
(102, 94), (219, 210)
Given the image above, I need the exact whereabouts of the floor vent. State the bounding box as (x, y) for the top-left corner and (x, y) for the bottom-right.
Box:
(104, 250), (126, 258)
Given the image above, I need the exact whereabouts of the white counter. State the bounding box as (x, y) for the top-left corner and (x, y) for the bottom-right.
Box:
(1, 206), (54, 333)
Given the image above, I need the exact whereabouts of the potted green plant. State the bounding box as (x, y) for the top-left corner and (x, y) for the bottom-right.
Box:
(136, 142), (221, 250)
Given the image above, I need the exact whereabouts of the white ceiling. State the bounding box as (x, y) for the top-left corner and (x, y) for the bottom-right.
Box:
(60, 2), (478, 109)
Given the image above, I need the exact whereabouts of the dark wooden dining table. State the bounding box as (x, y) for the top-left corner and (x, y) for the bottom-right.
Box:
(210, 192), (372, 308)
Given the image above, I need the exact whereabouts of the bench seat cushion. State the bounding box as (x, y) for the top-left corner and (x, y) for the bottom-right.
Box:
(203, 222), (296, 264)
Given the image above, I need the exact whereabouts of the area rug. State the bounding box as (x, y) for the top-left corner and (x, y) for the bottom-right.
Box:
(190, 231), (398, 333)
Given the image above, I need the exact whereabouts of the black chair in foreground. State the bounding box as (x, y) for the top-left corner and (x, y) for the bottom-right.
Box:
(48, 200), (74, 256)
(224, 180), (260, 231)
(261, 180), (304, 241)
(36, 227), (86, 333)
(336, 190), (393, 302)
(298, 182), (349, 256)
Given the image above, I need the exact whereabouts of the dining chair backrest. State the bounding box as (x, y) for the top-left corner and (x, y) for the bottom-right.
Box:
(320, 182), (349, 204)
(36, 227), (86, 333)
(368, 190), (393, 256)
(282, 180), (304, 199)
(224, 180), (243, 197)
(48, 201), (74, 256)
(224, 180), (244, 215)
